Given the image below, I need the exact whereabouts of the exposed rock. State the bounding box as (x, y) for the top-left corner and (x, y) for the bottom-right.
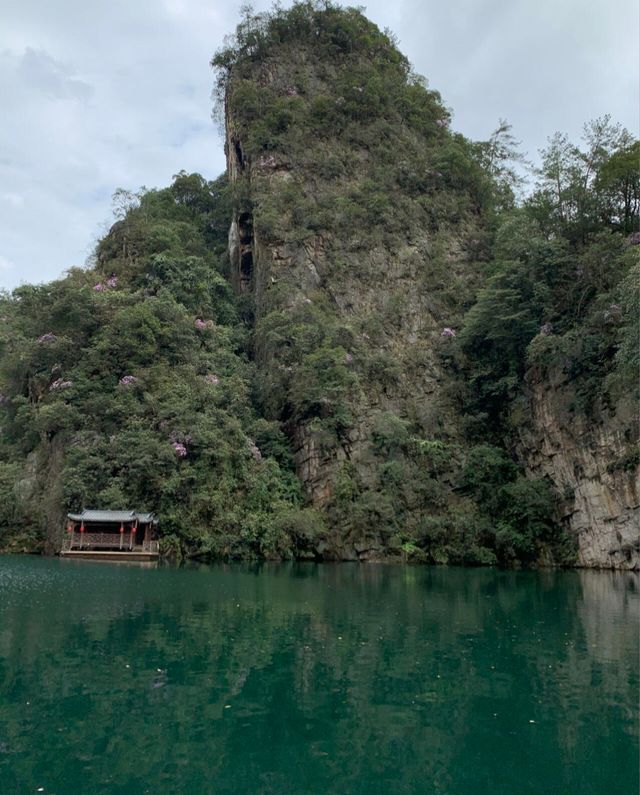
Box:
(225, 114), (474, 518)
(516, 369), (639, 570)
(217, 3), (637, 567)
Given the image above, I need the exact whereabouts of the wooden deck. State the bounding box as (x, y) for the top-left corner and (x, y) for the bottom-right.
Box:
(60, 533), (159, 562)
(60, 549), (159, 562)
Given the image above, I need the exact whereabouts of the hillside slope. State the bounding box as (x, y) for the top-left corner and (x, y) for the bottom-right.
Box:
(0, 2), (637, 567)
(214, 2), (638, 567)
(215, 3), (556, 564)
(0, 174), (322, 559)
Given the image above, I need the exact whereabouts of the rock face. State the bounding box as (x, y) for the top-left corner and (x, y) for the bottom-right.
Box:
(222, 34), (482, 532)
(217, 4), (637, 566)
(516, 370), (639, 570)
(226, 152), (464, 508)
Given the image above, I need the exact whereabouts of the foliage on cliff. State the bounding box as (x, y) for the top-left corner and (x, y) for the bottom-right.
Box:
(0, 2), (637, 566)
(456, 117), (639, 432)
(213, 1), (581, 565)
(0, 173), (322, 557)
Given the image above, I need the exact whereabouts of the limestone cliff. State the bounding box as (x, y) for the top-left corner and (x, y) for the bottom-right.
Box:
(220, 11), (487, 557)
(516, 367), (639, 569)
(215, 3), (638, 567)
(1, 2), (636, 566)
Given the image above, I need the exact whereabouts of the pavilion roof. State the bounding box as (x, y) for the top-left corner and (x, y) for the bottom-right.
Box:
(67, 510), (157, 524)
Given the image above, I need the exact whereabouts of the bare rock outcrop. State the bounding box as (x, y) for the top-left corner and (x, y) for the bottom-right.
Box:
(516, 370), (639, 569)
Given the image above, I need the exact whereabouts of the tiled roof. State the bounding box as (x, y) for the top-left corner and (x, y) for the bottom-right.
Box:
(67, 510), (157, 523)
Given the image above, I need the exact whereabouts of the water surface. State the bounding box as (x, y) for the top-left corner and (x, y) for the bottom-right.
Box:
(0, 557), (637, 794)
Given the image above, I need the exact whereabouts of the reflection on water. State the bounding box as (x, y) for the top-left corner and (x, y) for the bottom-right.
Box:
(0, 558), (637, 794)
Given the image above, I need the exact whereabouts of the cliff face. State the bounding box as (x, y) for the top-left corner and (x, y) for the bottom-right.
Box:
(216, 5), (638, 567)
(0, 4), (635, 565)
(222, 26), (486, 555)
(227, 170), (464, 503)
(516, 369), (639, 569)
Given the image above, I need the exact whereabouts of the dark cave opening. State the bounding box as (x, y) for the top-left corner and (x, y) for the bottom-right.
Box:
(240, 250), (253, 281)
(234, 139), (244, 171)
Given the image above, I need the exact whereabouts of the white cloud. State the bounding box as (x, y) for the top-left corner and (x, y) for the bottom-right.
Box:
(0, 255), (15, 272)
(1, 192), (24, 207)
(15, 48), (93, 100)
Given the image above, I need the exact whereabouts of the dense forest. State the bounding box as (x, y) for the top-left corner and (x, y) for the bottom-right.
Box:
(0, 2), (637, 566)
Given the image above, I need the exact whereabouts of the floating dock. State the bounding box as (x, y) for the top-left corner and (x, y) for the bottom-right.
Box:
(60, 549), (159, 562)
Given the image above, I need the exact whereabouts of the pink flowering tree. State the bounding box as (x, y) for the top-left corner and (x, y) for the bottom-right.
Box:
(248, 441), (262, 462)
(119, 375), (139, 386)
(172, 441), (188, 458)
(49, 378), (73, 391)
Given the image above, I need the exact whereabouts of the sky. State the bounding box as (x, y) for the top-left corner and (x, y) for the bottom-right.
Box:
(0, 0), (637, 290)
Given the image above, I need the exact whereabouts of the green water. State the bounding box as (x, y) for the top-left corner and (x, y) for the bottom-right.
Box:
(0, 558), (637, 794)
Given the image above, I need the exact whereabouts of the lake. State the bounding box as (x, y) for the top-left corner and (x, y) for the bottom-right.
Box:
(0, 557), (637, 794)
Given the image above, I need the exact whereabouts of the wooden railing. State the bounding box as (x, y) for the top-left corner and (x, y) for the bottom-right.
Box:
(63, 532), (127, 550)
(62, 533), (159, 553)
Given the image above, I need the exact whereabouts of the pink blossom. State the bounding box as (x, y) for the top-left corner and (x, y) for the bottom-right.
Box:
(106, 276), (119, 288)
(119, 375), (139, 386)
(436, 118), (449, 128)
(204, 374), (220, 386)
(440, 327), (456, 338)
(93, 283), (105, 292)
(49, 378), (73, 391)
(248, 441), (262, 462)
(37, 332), (57, 344)
(195, 318), (213, 330)
(172, 442), (187, 458)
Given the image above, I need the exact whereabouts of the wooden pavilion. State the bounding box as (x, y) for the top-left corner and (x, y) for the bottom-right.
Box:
(60, 510), (159, 561)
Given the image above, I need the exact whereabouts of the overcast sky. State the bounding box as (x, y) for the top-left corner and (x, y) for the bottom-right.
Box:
(0, 0), (637, 290)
